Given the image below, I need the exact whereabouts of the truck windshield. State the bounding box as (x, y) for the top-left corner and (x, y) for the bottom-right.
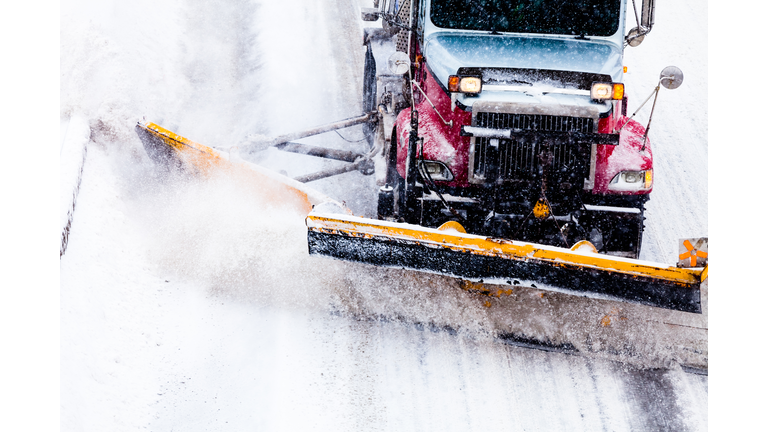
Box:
(430, 0), (622, 37)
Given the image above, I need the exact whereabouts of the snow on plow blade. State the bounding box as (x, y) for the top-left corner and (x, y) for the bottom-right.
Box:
(306, 213), (706, 314)
(135, 121), (705, 314)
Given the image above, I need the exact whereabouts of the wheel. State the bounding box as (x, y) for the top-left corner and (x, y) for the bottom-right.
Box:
(362, 44), (377, 150)
(383, 126), (398, 186)
(582, 195), (648, 258)
(377, 126), (403, 220)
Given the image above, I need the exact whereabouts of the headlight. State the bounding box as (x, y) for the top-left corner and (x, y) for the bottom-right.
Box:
(448, 75), (482, 94)
(420, 160), (454, 181)
(459, 77), (482, 93)
(622, 171), (643, 183)
(609, 170), (652, 191)
(591, 82), (624, 101)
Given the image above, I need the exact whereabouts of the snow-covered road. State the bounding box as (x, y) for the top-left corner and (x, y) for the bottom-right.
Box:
(59, 0), (709, 430)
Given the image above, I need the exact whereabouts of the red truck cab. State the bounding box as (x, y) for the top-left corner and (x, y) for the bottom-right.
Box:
(363, 0), (663, 258)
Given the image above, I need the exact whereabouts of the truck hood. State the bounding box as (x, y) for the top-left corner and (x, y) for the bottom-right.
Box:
(424, 33), (624, 89)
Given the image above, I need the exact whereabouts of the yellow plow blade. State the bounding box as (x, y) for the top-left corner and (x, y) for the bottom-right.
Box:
(305, 213), (705, 313)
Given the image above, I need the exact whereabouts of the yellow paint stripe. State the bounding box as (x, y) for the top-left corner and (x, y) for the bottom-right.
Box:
(307, 213), (703, 286)
(142, 122), (226, 174)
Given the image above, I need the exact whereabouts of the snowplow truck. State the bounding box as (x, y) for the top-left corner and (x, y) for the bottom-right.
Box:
(135, 0), (707, 314)
(361, 0), (662, 259)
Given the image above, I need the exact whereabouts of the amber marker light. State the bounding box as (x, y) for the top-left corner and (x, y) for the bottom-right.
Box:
(612, 83), (624, 100)
(448, 75), (460, 92)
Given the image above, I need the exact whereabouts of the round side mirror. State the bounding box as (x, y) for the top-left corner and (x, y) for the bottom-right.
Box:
(388, 51), (410, 75)
(626, 27), (645, 47)
(660, 66), (684, 90)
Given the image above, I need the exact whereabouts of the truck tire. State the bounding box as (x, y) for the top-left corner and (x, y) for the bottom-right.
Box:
(583, 195), (647, 259)
(606, 204), (645, 259)
(378, 126), (413, 222)
(362, 44), (377, 150)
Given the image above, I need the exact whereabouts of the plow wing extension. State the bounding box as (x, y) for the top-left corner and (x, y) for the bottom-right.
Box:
(136, 121), (706, 314)
(134, 121), (337, 211)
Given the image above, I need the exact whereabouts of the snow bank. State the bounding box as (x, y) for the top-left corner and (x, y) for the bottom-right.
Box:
(59, 115), (90, 256)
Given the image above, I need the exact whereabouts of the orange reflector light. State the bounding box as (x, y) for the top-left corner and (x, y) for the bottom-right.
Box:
(644, 169), (653, 189)
(623, 66), (628, 73)
(612, 83), (624, 100)
(532, 199), (551, 219)
(448, 75), (460, 92)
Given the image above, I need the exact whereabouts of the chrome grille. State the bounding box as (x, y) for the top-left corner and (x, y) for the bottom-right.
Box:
(472, 112), (594, 182)
(475, 112), (594, 134)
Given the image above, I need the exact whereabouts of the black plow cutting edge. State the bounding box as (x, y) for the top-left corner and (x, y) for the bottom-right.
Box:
(307, 230), (702, 314)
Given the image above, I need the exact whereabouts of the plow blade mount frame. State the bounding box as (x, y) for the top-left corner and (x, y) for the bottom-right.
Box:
(306, 213), (705, 314)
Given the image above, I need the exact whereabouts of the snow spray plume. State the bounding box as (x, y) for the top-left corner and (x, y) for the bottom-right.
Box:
(128, 164), (703, 368)
(61, 0), (263, 153)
